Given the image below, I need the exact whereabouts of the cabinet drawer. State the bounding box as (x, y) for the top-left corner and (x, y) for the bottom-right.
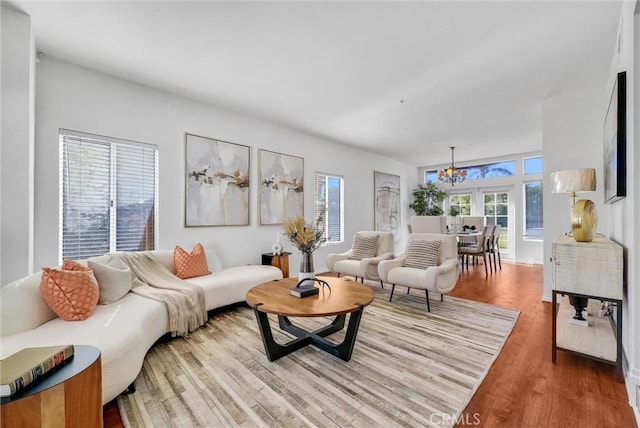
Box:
(553, 237), (623, 300)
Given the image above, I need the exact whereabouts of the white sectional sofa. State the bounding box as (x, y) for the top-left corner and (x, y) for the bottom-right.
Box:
(0, 248), (283, 404)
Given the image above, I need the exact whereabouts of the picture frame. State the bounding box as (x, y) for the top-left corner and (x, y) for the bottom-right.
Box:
(374, 171), (400, 242)
(184, 133), (250, 227)
(603, 71), (626, 204)
(259, 149), (304, 225)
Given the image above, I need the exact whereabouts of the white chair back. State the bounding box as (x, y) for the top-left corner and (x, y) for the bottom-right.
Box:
(354, 231), (394, 255)
(410, 216), (447, 233)
(459, 216), (485, 231)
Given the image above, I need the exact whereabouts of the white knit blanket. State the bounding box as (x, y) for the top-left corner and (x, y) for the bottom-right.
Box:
(115, 252), (207, 337)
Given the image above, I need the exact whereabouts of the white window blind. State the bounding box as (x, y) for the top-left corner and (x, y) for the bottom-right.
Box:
(314, 173), (343, 244)
(59, 130), (158, 261)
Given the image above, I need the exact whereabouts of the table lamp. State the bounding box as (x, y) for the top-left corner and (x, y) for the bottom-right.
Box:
(551, 168), (597, 242)
(551, 168), (597, 325)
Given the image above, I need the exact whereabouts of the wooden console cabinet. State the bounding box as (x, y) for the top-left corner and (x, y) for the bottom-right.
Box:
(0, 345), (103, 427)
(551, 235), (623, 380)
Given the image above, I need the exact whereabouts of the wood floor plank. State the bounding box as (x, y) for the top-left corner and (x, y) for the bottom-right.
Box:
(104, 262), (636, 428)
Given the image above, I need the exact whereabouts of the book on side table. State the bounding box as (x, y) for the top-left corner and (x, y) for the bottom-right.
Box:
(0, 344), (75, 397)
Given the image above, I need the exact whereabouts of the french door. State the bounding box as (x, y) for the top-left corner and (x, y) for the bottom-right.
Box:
(482, 190), (510, 258)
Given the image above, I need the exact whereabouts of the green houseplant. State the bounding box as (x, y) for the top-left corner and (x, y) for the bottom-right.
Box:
(409, 183), (448, 216)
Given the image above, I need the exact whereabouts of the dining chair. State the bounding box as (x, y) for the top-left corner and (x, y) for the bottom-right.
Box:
(458, 225), (492, 277)
(457, 216), (485, 248)
(489, 224), (502, 271)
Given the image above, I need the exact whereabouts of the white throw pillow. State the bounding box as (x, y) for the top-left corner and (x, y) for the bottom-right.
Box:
(88, 257), (133, 304)
(349, 234), (380, 260)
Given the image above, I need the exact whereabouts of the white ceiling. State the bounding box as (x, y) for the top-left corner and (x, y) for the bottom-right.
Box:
(9, 1), (622, 166)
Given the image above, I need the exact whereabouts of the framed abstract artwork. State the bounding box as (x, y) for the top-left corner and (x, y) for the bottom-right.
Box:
(184, 133), (250, 226)
(374, 171), (400, 242)
(603, 71), (626, 204)
(259, 149), (304, 224)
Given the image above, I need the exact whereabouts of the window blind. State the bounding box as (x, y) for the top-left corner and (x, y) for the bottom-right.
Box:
(59, 130), (158, 261)
(314, 173), (343, 243)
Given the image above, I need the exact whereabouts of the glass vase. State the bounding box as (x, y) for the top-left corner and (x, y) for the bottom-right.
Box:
(298, 252), (315, 286)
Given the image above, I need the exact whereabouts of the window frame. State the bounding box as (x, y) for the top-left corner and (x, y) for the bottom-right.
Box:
(523, 179), (544, 241)
(314, 172), (344, 245)
(59, 129), (159, 262)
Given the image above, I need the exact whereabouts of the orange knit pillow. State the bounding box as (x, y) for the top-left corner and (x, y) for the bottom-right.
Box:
(39, 260), (100, 321)
(174, 243), (211, 279)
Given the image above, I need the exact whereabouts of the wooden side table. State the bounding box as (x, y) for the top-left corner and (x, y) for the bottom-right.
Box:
(262, 252), (291, 278)
(1, 345), (103, 427)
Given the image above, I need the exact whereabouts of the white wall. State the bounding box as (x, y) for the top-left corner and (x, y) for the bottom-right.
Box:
(606, 0), (639, 415)
(29, 57), (416, 279)
(418, 150), (545, 265)
(542, 1), (639, 415)
(1, 6), (35, 284)
(541, 87), (608, 302)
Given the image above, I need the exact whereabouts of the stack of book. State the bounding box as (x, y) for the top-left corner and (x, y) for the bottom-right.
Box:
(0, 345), (75, 397)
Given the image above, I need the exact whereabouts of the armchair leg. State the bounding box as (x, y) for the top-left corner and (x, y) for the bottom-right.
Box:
(498, 251), (502, 269)
(407, 287), (411, 294)
(425, 290), (431, 312)
(379, 280), (384, 289)
(389, 284), (396, 302)
(360, 277), (364, 284)
(440, 294), (444, 302)
(337, 273), (341, 278)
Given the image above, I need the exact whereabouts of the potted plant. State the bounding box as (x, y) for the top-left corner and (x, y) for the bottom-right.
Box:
(409, 183), (448, 216)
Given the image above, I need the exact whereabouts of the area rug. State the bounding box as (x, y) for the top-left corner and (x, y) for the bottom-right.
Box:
(117, 285), (519, 428)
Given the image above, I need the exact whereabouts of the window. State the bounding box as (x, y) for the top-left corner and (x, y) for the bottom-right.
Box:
(424, 170), (439, 183)
(483, 191), (509, 251)
(524, 181), (543, 239)
(465, 160), (516, 179)
(524, 156), (543, 174)
(448, 193), (471, 216)
(59, 130), (158, 261)
(314, 173), (343, 243)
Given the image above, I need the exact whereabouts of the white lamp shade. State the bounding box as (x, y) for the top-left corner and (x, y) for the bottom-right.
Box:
(551, 168), (596, 194)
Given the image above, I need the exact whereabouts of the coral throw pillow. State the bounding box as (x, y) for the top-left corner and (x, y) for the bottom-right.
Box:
(174, 243), (211, 279)
(39, 260), (100, 321)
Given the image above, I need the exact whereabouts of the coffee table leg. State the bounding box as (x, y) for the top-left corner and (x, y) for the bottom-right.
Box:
(252, 304), (311, 362)
(309, 305), (365, 362)
(252, 304), (367, 362)
(278, 314), (346, 338)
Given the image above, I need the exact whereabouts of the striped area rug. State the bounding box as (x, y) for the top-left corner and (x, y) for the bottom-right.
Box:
(117, 284), (518, 427)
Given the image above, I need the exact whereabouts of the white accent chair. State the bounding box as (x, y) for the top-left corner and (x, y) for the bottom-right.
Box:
(378, 233), (459, 312)
(326, 231), (394, 287)
(410, 216), (447, 233)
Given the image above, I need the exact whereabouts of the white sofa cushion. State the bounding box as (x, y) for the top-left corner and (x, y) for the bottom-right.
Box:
(0, 293), (168, 404)
(1, 272), (57, 336)
(187, 265), (283, 310)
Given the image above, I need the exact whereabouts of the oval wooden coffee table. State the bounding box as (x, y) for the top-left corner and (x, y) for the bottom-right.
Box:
(246, 276), (374, 362)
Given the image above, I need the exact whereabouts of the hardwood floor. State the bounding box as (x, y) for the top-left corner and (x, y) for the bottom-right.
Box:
(103, 262), (637, 427)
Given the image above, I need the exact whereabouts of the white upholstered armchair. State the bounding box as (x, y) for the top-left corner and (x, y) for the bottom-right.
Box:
(378, 233), (459, 311)
(326, 231), (394, 287)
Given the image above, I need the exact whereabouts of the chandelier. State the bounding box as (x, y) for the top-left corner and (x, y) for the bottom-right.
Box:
(438, 146), (467, 186)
